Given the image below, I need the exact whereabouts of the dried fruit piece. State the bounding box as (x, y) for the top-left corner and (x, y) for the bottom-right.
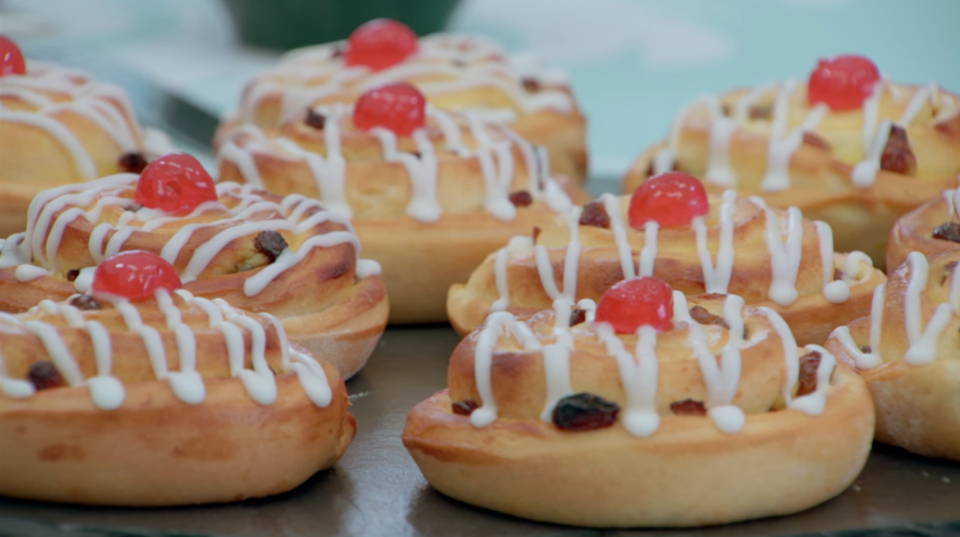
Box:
(305, 109), (326, 130)
(27, 362), (63, 390)
(452, 399), (478, 415)
(689, 305), (729, 330)
(569, 308), (587, 326)
(859, 345), (872, 354)
(508, 191), (533, 207)
(522, 77), (540, 92)
(670, 399), (707, 416)
(942, 261), (959, 285)
(65, 269), (80, 282)
(932, 222), (960, 243)
(352, 82), (426, 136)
(126, 203), (143, 213)
(135, 154), (218, 214)
(807, 54), (880, 111)
(796, 351), (823, 397)
(552, 392), (620, 431)
(532, 226), (542, 242)
(595, 276), (673, 333)
(118, 152), (148, 174)
(254, 231), (288, 263)
(91, 251), (181, 301)
(0, 36), (26, 77)
(802, 132), (831, 150)
(834, 268), (844, 281)
(70, 295), (102, 310)
(629, 172), (708, 228)
(579, 201), (610, 228)
(344, 19), (418, 71)
(879, 124), (917, 176)
(748, 103), (773, 120)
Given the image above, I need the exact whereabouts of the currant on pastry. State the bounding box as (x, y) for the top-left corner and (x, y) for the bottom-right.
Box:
(623, 55), (960, 266)
(0, 250), (356, 505)
(449, 184), (887, 345)
(405, 284), (874, 527)
(887, 186), (960, 269)
(217, 99), (586, 323)
(0, 170), (388, 379)
(215, 19), (587, 183)
(0, 39), (173, 237)
(826, 250), (960, 461)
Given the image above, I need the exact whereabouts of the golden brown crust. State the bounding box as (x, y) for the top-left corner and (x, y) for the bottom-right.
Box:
(216, 110), (588, 324)
(623, 83), (960, 266)
(887, 192), (960, 270)
(404, 302), (875, 527)
(825, 250), (960, 460)
(0, 63), (146, 237)
(0, 177), (388, 377)
(448, 193), (886, 344)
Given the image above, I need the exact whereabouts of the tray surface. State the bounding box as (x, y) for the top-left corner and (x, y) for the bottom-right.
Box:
(1, 326), (958, 537)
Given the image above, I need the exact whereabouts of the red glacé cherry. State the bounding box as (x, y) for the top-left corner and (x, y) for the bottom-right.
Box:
(345, 19), (418, 70)
(595, 277), (674, 333)
(135, 154), (217, 214)
(0, 35), (26, 77)
(807, 54), (880, 111)
(353, 82), (426, 136)
(91, 251), (181, 301)
(628, 172), (709, 228)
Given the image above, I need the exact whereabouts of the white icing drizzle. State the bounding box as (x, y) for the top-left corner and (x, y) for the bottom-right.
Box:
(703, 96), (738, 187)
(750, 197), (803, 306)
(789, 344), (837, 416)
(902, 252), (954, 365)
(760, 80), (828, 191)
(815, 221), (849, 303)
(639, 222), (659, 277)
(0, 62), (142, 180)
(693, 190), (738, 293)
(601, 193), (637, 280)
(533, 208), (582, 303)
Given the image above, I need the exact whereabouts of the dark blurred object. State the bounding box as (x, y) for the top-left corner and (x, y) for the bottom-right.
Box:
(223, 0), (462, 50)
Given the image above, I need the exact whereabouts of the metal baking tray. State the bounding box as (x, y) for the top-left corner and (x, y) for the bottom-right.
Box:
(1, 326), (959, 537)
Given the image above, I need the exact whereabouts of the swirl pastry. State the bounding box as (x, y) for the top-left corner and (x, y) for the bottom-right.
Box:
(0, 156), (387, 378)
(826, 250), (960, 460)
(0, 37), (170, 237)
(449, 172), (886, 345)
(622, 54), (960, 266)
(0, 251), (355, 505)
(405, 278), (873, 527)
(217, 18), (587, 183)
(217, 82), (583, 323)
(887, 186), (960, 269)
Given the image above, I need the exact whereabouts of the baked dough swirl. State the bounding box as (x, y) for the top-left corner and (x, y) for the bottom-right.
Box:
(448, 191), (886, 345)
(0, 174), (388, 378)
(826, 250), (960, 460)
(218, 33), (587, 182)
(0, 289), (355, 505)
(887, 186), (960, 269)
(404, 294), (873, 527)
(217, 104), (584, 323)
(0, 61), (170, 236)
(623, 80), (960, 266)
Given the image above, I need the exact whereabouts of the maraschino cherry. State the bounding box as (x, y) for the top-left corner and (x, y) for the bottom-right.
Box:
(135, 153), (217, 214)
(91, 251), (181, 301)
(345, 19), (418, 70)
(807, 54), (880, 111)
(0, 35), (26, 77)
(595, 277), (674, 333)
(628, 172), (709, 229)
(353, 82), (426, 136)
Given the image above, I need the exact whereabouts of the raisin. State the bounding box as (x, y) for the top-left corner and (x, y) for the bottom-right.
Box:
(552, 393), (620, 431)
(748, 103), (773, 120)
(670, 399), (707, 416)
(118, 152), (148, 174)
(932, 222), (960, 243)
(689, 305), (729, 329)
(569, 308), (587, 326)
(452, 399), (478, 415)
(453, 59), (467, 68)
(859, 345), (871, 354)
(802, 132), (831, 150)
(66, 269), (80, 282)
(834, 268), (844, 281)
(508, 190), (533, 207)
(69, 295), (101, 311)
(720, 102), (732, 116)
(579, 201), (610, 228)
(126, 203), (143, 212)
(28, 361), (63, 390)
(254, 231), (287, 262)
(330, 45), (344, 59)
(305, 109), (326, 130)
(796, 351), (822, 397)
(943, 261), (959, 285)
(532, 226), (542, 242)
(879, 124), (917, 176)
(521, 77), (540, 92)
(406, 151), (422, 159)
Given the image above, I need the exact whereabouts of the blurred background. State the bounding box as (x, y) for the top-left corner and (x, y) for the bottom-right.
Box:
(3, 0), (958, 183)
